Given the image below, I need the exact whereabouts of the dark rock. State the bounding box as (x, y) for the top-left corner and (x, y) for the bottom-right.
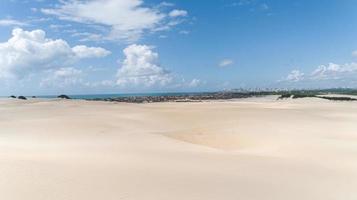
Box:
(58, 94), (71, 99)
(9, 95), (16, 98)
(32, 96), (37, 98)
(86, 92), (264, 104)
(18, 96), (27, 100)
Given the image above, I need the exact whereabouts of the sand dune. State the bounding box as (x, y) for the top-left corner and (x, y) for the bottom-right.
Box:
(1, 96), (357, 200)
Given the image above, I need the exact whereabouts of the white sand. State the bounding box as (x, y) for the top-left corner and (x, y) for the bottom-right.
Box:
(1, 96), (357, 200)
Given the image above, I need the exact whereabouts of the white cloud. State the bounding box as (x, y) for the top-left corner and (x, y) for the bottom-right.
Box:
(72, 45), (111, 59)
(281, 63), (357, 88)
(170, 77), (204, 89)
(116, 44), (172, 87)
(88, 80), (116, 88)
(0, 28), (110, 79)
(188, 78), (201, 87)
(259, 3), (270, 11)
(311, 62), (357, 80)
(49, 24), (72, 31)
(42, 0), (188, 42)
(158, 1), (175, 8)
(352, 50), (357, 57)
(226, 1), (270, 12)
(169, 9), (188, 17)
(0, 19), (28, 27)
(40, 67), (83, 87)
(219, 59), (234, 67)
(71, 32), (102, 42)
(285, 70), (304, 82)
(179, 30), (190, 35)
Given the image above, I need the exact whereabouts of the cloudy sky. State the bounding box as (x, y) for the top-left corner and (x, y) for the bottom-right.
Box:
(1, 0), (357, 95)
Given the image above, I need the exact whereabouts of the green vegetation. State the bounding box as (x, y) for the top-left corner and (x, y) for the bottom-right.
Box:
(319, 96), (357, 101)
(274, 89), (357, 102)
(277, 94), (292, 100)
(291, 94), (317, 99)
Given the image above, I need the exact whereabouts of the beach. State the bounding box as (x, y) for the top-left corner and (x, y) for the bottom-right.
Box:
(1, 96), (357, 200)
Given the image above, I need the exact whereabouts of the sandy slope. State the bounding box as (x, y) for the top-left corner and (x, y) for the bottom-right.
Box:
(1, 96), (357, 200)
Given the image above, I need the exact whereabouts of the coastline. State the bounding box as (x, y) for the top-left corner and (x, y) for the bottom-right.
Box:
(4, 89), (357, 103)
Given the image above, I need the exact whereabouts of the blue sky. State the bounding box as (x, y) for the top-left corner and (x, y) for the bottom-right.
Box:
(1, 0), (357, 95)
